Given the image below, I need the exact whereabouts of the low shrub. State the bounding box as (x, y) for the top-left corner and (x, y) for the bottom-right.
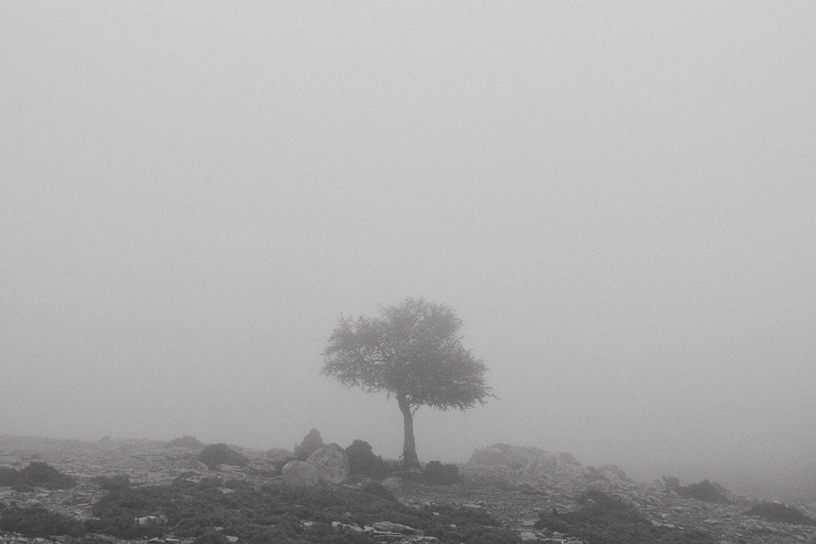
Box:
(198, 444), (249, 470)
(0, 462), (76, 489)
(578, 488), (630, 511)
(194, 528), (228, 544)
(83, 474), (516, 543)
(345, 440), (392, 480)
(0, 467), (22, 487)
(21, 462), (78, 489)
(345, 440), (375, 475)
(0, 505), (86, 538)
(92, 474), (132, 491)
(745, 502), (816, 526)
(535, 488), (717, 544)
(665, 479), (730, 504)
(361, 481), (396, 501)
(423, 461), (460, 485)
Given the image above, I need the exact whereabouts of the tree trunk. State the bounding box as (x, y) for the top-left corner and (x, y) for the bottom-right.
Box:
(397, 393), (420, 469)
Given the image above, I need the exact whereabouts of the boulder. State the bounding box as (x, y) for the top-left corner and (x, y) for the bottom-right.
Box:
(381, 477), (403, 493)
(469, 446), (511, 467)
(371, 521), (417, 534)
(197, 443), (249, 470)
(468, 443), (584, 479)
(281, 460), (320, 489)
(305, 444), (349, 485)
(553, 452), (585, 478)
(527, 453), (558, 477)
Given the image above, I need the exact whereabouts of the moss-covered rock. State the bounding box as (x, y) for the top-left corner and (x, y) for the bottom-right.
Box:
(198, 443), (249, 470)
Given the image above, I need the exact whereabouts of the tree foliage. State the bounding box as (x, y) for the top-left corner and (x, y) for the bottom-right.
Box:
(322, 297), (492, 467)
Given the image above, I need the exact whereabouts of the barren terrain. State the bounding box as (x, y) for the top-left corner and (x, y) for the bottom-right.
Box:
(1, 434), (815, 544)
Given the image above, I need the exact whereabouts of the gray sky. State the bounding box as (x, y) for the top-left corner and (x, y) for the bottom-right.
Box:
(2, 2), (815, 498)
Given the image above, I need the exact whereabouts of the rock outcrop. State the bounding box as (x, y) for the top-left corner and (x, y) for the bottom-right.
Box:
(469, 443), (584, 478)
(305, 444), (349, 485)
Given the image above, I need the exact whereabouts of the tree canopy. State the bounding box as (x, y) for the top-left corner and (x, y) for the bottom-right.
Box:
(322, 297), (492, 468)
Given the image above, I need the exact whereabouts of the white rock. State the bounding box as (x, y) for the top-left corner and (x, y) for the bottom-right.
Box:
(305, 444), (349, 485)
(382, 477), (403, 492)
(371, 521), (417, 534)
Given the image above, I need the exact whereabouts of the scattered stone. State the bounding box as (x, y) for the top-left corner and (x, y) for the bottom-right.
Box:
(2, 434), (815, 544)
(244, 458), (282, 477)
(136, 514), (168, 526)
(216, 464), (243, 473)
(332, 521), (364, 532)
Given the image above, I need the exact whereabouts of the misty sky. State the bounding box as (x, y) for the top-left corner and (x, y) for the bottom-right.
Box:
(2, 2), (815, 496)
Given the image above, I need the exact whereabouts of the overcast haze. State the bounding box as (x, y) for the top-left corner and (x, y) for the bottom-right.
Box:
(2, 2), (815, 501)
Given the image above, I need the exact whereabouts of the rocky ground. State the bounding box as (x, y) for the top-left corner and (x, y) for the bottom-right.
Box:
(1, 433), (815, 544)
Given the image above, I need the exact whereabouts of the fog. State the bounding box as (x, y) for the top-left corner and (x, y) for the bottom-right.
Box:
(2, 2), (814, 502)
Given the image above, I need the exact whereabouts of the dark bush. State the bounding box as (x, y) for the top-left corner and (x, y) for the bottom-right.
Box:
(344, 440), (392, 479)
(577, 488), (630, 512)
(79, 474), (519, 543)
(423, 461), (460, 485)
(745, 502), (816, 526)
(346, 440), (375, 475)
(0, 505), (86, 538)
(535, 488), (717, 544)
(21, 462), (78, 489)
(198, 444), (249, 470)
(0, 462), (76, 489)
(194, 528), (228, 544)
(295, 429), (324, 460)
(669, 479), (730, 504)
(361, 481), (396, 501)
(168, 435), (205, 449)
(0, 466), (22, 487)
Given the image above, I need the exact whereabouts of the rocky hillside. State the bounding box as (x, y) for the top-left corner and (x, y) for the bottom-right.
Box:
(1, 434), (815, 544)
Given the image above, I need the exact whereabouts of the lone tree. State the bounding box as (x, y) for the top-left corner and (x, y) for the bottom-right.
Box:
(322, 297), (492, 469)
